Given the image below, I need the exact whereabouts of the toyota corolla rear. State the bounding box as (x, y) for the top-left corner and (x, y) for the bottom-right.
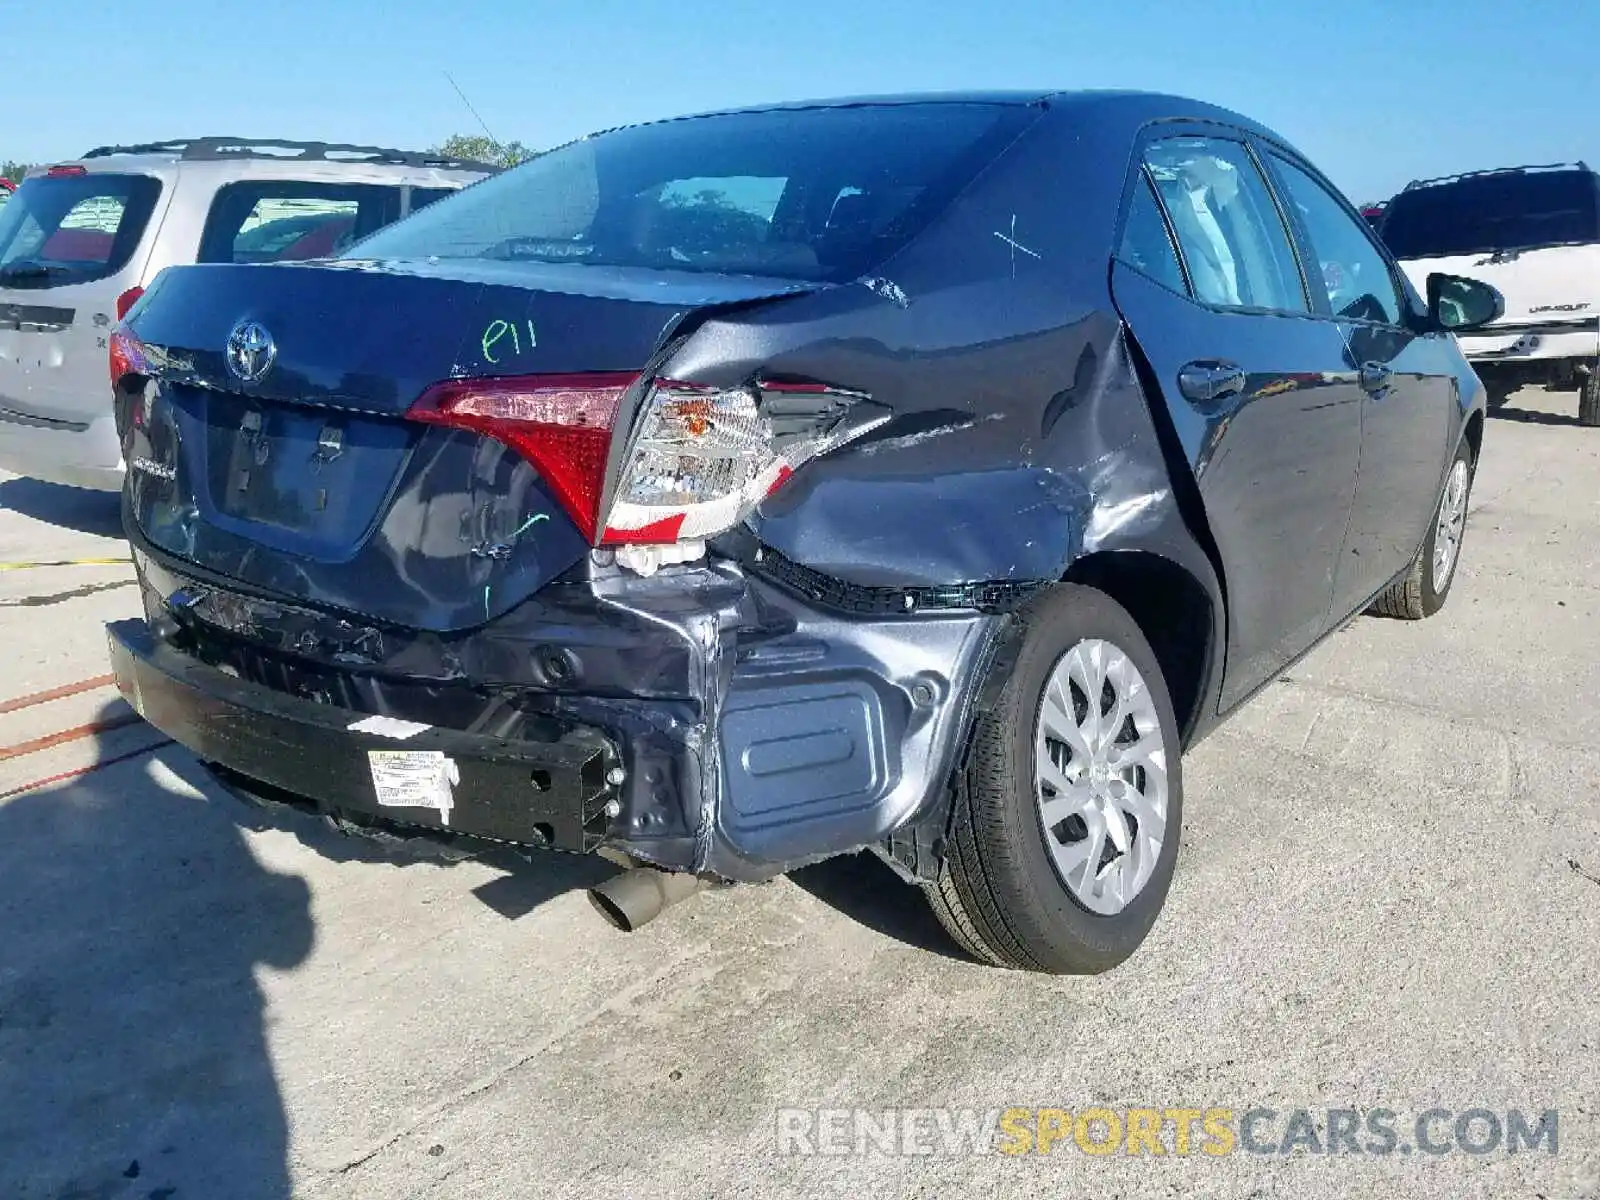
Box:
(106, 99), (1053, 896)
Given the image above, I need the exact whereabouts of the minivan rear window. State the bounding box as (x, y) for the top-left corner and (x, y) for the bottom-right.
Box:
(347, 103), (1037, 282)
(199, 181), (462, 264)
(1380, 170), (1600, 258)
(0, 172), (162, 288)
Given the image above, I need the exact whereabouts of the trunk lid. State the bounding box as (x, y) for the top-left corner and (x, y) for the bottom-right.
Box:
(125, 259), (818, 631)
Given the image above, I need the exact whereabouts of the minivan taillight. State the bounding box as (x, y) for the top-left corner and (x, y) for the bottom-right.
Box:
(115, 287), (144, 320)
(408, 374), (879, 551)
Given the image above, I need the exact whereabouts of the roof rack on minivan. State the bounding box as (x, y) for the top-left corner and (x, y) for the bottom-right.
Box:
(79, 137), (501, 173)
(1401, 161), (1593, 192)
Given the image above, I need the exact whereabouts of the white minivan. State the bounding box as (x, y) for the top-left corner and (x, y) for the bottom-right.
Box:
(1380, 162), (1600, 425)
(0, 139), (493, 490)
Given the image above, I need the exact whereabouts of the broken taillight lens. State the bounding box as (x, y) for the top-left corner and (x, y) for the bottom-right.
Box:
(407, 373), (635, 543)
(408, 374), (878, 549)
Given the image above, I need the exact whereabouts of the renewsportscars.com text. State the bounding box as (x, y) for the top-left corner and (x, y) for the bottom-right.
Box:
(775, 1106), (1559, 1158)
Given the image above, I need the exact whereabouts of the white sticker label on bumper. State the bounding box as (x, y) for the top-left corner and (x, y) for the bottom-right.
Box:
(348, 714), (432, 741)
(368, 750), (460, 826)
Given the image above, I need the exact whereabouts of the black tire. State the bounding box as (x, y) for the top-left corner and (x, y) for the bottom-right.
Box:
(923, 584), (1183, 974)
(1580, 368), (1600, 428)
(1368, 439), (1474, 620)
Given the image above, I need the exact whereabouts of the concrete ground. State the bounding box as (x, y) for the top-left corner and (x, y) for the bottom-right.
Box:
(1, 388), (1596, 1199)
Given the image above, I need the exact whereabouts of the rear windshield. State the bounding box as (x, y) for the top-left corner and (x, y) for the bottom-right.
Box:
(346, 103), (1036, 282)
(0, 172), (162, 288)
(199, 181), (463, 264)
(1381, 170), (1600, 258)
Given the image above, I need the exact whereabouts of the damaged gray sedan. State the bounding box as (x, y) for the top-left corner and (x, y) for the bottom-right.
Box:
(105, 91), (1503, 972)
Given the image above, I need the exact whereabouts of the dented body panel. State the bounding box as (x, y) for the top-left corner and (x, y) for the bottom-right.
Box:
(108, 91), (1481, 882)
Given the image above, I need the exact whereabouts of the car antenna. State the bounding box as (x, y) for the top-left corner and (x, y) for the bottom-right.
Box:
(444, 72), (501, 150)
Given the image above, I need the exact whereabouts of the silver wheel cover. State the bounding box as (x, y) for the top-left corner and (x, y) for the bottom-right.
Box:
(1432, 458), (1469, 593)
(1034, 638), (1169, 916)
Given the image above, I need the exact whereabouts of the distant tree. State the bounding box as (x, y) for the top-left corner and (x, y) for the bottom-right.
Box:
(1, 161), (32, 185)
(656, 188), (769, 253)
(431, 135), (532, 169)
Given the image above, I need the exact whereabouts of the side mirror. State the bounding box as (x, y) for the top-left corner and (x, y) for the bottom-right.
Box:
(1427, 272), (1505, 332)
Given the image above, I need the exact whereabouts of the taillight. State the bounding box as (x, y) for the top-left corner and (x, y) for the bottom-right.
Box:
(115, 286), (144, 320)
(407, 374), (635, 542)
(46, 164), (87, 177)
(599, 380), (866, 547)
(108, 326), (151, 389)
(407, 373), (880, 560)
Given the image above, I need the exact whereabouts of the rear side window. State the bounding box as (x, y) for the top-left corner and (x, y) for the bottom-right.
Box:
(347, 103), (1038, 282)
(1381, 170), (1600, 258)
(1144, 137), (1308, 314)
(0, 172), (162, 287)
(199, 181), (445, 264)
(1118, 172), (1189, 294)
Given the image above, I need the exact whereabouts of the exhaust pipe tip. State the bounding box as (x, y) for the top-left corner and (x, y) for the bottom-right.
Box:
(588, 866), (711, 933)
(587, 883), (639, 932)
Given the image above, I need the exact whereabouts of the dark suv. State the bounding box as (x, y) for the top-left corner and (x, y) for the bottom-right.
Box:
(106, 92), (1501, 973)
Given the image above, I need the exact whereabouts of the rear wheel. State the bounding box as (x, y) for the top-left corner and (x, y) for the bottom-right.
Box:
(1368, 439), (1474, 620)
(1579, 366), (1600, 427)
(924, 585), (1183, 973)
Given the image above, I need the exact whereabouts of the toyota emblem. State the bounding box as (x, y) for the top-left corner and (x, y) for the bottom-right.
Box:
(225, 320), (277, 384)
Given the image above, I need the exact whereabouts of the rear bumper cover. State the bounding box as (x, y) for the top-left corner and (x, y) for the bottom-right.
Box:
(1457, 323), (1600, 366)
(114, 546), (1006, 882)
(0, 409), (124, 491)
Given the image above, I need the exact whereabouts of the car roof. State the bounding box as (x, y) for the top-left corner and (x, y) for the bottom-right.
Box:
(585, 89), (1300, 156)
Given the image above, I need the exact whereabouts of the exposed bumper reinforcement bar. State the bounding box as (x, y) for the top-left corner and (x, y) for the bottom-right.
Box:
(107, 618), (619, 851)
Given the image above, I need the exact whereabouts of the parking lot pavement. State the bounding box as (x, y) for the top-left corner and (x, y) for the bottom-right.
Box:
(1, 388), (1597, 1200)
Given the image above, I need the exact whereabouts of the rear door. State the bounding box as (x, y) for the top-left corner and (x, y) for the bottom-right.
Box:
(1261, 148), (1459, 615)
(1110, 128), (1364, 709)
(0, 169), (165, 426)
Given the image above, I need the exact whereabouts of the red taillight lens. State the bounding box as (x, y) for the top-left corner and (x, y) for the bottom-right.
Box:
(109, 326), (151, 389)
(46, 164), (87, 177)
(406, 374), (635, 542)
(115, 286), (145, 320)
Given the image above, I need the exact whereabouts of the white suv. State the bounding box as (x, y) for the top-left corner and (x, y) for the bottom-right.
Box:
(0, 139), (493, 490)
(1380, 162), (1600, 425)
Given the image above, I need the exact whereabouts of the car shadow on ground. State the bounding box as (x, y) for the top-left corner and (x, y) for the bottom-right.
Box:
(0, 476), (125, 539)
(0, 702), (310, 1200)
(789, 852), (971, 962)
(1488, 403), (1589, 428)
(0, 706), (623, 1199)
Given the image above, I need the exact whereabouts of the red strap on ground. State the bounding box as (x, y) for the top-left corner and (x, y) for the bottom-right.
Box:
(0, 674), (115, 716)
(0, 712), (146, 762)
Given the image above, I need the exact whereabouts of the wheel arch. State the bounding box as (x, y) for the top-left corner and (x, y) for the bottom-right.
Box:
(1464, 407), (1484, 464)
(1062, 548), (1220, 748)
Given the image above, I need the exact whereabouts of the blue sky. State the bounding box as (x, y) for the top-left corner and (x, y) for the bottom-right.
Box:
(3, 0), (1595, 203)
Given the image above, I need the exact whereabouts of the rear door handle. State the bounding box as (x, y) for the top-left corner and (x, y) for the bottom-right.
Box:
(1359, 362), (1393, 394)
(1177, 360), (1247, 404)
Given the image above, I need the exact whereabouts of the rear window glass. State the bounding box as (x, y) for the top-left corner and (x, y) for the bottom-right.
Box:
(199, 181), (457, 264)
(347, 103), (1037, 282)
(1381, 170), (1600, 258)
(0, 172), (162, 288)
